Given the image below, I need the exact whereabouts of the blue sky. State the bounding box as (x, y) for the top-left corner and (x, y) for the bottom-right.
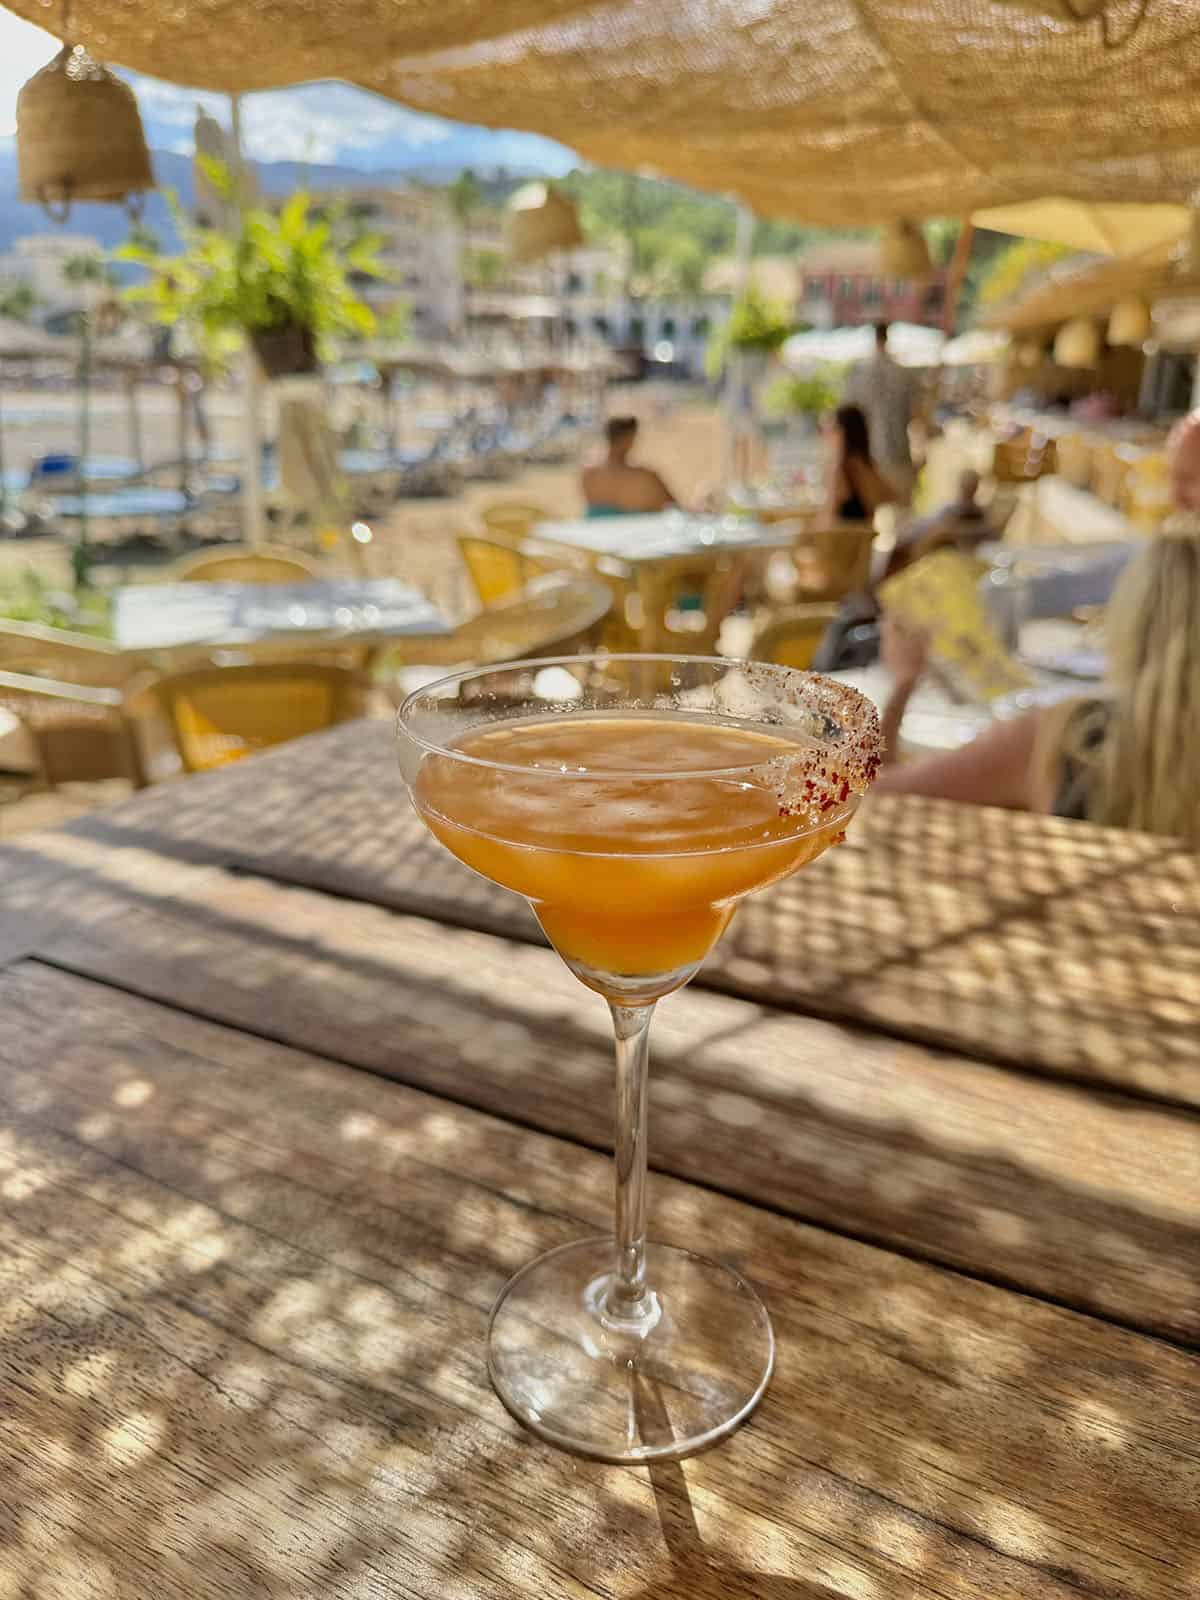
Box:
(0, 7), (577, 172)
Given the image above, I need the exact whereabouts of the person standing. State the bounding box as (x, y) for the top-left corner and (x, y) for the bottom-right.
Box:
(845, 322), (919, 504)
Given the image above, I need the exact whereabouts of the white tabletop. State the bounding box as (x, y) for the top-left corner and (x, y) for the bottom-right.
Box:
(532, 512), (795, 565)
(113, 579), (448, 653)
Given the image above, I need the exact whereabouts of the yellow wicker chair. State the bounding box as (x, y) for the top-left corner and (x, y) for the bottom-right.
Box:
(172, 545), (321, 585)
(0, 669), (147, 788)
(1092, 442), (1136, 511)
(992, 431), (1056, 485)
(154, 661), (369, 773)
(634, 553), (747, 654)
(376, 575), (612, 701)
(458, 534), (558, 608)
(791, 523), (877, 603)
(748, 605), (842, 670)
(479, 502), (552, 542)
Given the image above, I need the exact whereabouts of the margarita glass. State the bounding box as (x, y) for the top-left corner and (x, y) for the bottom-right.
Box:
(397, 654), (880, 1461)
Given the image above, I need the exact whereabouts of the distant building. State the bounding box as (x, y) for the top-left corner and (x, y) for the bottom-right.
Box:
(793, 240), (945, 329)
(461, 214), (723, 376)
(702, 255), (800, 314)
(311, 186), (462, 338)
(0, 233), (105, 320)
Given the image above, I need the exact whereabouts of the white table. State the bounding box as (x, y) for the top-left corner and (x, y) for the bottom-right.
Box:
(531, 512), (794, 565)
(113, 579), (448, 654)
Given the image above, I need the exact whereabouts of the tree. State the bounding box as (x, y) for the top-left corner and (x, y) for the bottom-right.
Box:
(378, 303), (412, 341)
(62, 253), (114, 290)
(448, 168), (482, 224)
(0, 283), (38, 322)
(655, 236), (708, 297)
(465, 247), (505, 288)
(923, 218), (963, 268)
(975, 237), (1073, 309)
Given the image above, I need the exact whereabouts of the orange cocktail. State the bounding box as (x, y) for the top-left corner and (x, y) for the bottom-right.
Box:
(414, 713), (849, 995)
(397, 654), (881, 1466)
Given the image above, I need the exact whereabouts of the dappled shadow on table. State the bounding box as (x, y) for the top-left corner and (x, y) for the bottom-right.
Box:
(0, 963), (1194, 1597)
(34, 714), (1199, 1102)
(4, 812), (1200, 1346)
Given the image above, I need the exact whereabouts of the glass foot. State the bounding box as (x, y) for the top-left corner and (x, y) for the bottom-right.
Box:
(487, 1237), (774, 1463)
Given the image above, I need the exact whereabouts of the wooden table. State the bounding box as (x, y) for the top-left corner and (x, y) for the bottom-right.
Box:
(1, 720), (1198, 1597)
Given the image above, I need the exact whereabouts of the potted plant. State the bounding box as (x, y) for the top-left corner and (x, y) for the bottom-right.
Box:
(763, 363), (844, 433)
(120, 158), (384, 378)
(706, 283), (795, 379)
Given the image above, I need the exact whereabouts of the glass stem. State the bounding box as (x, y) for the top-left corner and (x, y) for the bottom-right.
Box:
(606, 1001), (655, 1324)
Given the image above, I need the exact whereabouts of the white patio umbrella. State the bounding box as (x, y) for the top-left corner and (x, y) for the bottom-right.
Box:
(781, 322), (945, 371)
(940, 329), (1010, 366)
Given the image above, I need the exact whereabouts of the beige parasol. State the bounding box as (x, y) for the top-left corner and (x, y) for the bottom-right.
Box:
(972, 199), (1191, 257)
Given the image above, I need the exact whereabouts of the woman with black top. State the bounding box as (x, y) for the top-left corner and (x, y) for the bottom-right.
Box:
(824, 403), (897, 525)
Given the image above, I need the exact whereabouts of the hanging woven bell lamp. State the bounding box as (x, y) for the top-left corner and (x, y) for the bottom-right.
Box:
(1106, 296), (1151, 347)
(1053, 318), (1101, 369)
(17, 42), (154, 222)
(879, 221), (932, 280)
(508, 183), (583, 265)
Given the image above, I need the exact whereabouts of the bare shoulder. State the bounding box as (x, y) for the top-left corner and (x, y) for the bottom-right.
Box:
(873, 707), (1048, 811)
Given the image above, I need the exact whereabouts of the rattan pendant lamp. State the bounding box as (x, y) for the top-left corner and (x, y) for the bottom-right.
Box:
(879, 221), (933, 280)
(508, 183), (583, 265)
(16, 0), (154, 222)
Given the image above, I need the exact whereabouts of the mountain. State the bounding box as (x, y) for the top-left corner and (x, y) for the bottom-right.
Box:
(0, 139), (566, 262)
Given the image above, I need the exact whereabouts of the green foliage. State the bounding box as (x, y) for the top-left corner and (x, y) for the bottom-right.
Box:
(0, 568), (111, 634)
(975, 237), (1073, 309)
(726, 285), (794, 351)
(117, 158), (385, 364)
(763, 364), (844, 418)
(706, 284), (795, 376)
(924, 218), (962, 268)
(647, 235), (708, 296)
(465, 247), (505, 288)
(558, 169), (854, 283)
(62, 252), (114, 287)
(376, 303), (413, 341)
(448, 168), (483, 223)
(0, 282), (37, 322)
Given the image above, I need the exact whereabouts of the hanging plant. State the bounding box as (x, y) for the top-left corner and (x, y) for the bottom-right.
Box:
(118, 158), (386, 378)
(706, 283), (794, 377)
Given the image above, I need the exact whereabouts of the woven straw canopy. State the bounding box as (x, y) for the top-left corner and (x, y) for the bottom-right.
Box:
(6, 0), (1200, 223)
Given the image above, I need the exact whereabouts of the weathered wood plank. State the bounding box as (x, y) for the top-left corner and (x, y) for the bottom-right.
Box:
(0, 821), (226, 969)
(27, 870), (1200, 1345)
(0, 963), (1196, 1599)
(32, 719), (1198, 1099)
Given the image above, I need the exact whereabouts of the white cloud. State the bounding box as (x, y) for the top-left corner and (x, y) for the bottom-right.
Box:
(0, 10), (61, 137)
(0, 9), (575, 172)
(235, 84), (452, 163)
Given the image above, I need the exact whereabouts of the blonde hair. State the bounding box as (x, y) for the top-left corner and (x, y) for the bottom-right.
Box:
(1060, 522), (1200, 844)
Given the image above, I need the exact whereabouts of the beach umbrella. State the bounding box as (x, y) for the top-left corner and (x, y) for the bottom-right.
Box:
(972, 200), (1190, 257)
(782, 322), (945, 371)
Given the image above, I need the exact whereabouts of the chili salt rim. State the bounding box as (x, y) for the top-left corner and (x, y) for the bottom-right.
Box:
(738, 665), (883, 828)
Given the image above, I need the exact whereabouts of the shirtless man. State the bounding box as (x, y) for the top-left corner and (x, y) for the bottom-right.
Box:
(581, 416), (677, 515)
